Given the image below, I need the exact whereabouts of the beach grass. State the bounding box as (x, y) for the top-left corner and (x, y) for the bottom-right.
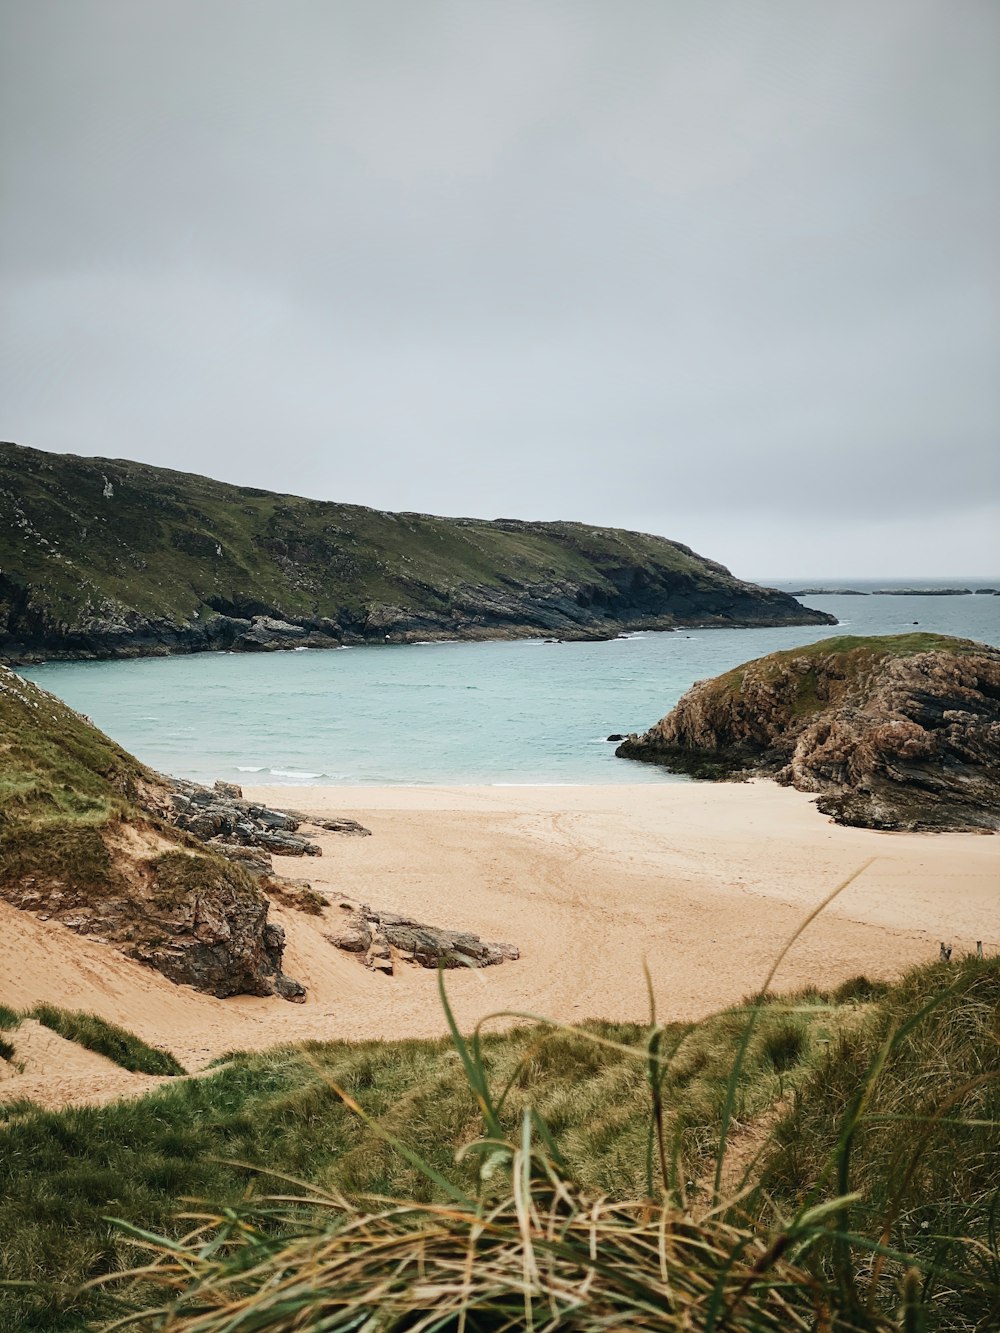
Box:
(0, 663), (149, 906)
(756, 957), (1000, 1321)
(28, 1006), (187, 1078)
(0, 956), (995, 1330)
(0, 1006), (22, 1063)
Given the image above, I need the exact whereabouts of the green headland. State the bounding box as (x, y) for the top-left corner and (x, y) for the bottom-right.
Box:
(0, 440), (833, 662)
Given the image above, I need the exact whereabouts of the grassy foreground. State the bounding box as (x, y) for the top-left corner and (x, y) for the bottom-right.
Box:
(0, 958), (996, 1330)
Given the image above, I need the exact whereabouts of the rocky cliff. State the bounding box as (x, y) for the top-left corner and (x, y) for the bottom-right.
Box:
(0, 664), (304, 998)
(0, 441), (833, 662)
(616, 634), (1000, 831)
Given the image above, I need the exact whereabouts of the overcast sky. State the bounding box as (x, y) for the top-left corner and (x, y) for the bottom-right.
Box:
(2, 1), (998, 578)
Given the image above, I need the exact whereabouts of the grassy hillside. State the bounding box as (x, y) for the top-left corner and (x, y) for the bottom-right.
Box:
(0, 661), (150, 882)
(0, 959), (995, 1329)
(0, 440), (832, 660)
(692, 633), (985, 720)
(0, 664), (299, 998)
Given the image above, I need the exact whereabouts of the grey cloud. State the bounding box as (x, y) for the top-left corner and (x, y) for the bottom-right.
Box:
(2, 0), (998, 578)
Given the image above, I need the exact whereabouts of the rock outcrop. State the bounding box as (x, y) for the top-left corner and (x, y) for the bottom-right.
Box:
(616, 634), (1000, 831)
(0, 440), (834, 663)
(0, 664), (305, 999)
(164, 778), (369, 859)
(328, 901), (519, 975)
(4, 843), (305, 1001)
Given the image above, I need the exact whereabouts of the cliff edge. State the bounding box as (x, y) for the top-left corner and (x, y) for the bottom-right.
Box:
(616, 634), (1000, 831)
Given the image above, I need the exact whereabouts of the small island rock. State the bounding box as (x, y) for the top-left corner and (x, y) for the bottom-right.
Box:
(616, 634), (1000, 832)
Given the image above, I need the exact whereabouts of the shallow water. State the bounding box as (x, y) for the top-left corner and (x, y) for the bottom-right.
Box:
(20, 590), (1000, 786)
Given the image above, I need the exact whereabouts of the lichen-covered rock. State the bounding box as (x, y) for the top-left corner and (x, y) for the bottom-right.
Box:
(616, 634), (1000, 831)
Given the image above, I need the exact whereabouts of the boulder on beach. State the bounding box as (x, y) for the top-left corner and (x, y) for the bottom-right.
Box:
(328, 901), (520, 975)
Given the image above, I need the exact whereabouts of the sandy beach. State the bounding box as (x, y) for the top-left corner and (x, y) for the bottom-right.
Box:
(2, 780), (996, 1108)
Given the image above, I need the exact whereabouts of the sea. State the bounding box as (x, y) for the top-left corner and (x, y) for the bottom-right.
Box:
(19, 581), (1000, 788)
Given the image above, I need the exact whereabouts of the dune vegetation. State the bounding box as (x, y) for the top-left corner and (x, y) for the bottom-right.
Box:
(0, 664), (302, 1000)
(0, 956), (995, 1330)
(19, 1007), (186, 1078)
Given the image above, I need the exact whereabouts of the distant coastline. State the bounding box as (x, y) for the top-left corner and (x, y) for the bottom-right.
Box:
(787, 586), (998, 597)
(0, 440), (835, 665)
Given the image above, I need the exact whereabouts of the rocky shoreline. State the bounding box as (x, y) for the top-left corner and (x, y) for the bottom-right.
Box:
(616, 634), (1000, 832)
(2, 660), (525, 1010)
(158, 777), (522, 979)
(789, 586), (997, 597)
(165, 777), (371, 863)
(0, 597), (838, 666)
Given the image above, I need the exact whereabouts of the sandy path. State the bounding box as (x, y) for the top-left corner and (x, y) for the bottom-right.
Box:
(1, 782), (996, 1108)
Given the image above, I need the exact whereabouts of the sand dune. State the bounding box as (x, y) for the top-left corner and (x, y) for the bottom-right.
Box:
(2, 781), (996, 1108)
(0, 1018), (171, 1109)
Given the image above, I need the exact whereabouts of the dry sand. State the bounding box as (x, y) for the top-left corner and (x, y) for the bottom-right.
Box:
(0, 1018), (171, 1109)
(1, 781), (996, 1109)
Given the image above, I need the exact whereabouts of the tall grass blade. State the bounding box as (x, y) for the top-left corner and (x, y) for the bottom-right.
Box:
(437, 968), (504, 1141)
(713, 858), (875, 1204)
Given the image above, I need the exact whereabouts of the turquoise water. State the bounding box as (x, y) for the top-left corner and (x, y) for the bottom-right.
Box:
(20, 591), (1000, 786)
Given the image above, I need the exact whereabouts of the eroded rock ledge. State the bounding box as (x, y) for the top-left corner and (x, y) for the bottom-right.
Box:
(164, 778), (371, 864)
(156, 779), (517, 981)
(3, 843), (306, 1002)
(616, 633), (1000, 832)
(328, 901), (519, 975)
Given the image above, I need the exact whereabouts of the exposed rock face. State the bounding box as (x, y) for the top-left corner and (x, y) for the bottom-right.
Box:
(0, 440), (834, 663)
(616, 634), (1000, 831)
(0, 664), (305, 1000)
(161, 779), (371, 872)
(328, 902), (519, 975)
(3, 847), (304, 1001)
(167, 779), (319, 858)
